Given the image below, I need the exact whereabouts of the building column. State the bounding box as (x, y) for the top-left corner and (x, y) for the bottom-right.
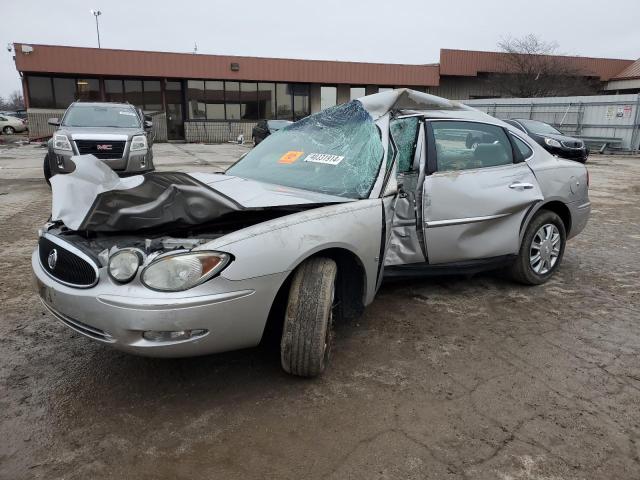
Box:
(21, 75), (29, 109)
(337, 85), (350, 104)
(310, 84), (322, 113)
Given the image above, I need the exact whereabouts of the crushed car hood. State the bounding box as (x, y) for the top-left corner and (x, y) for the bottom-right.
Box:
(50, 155), (351, 232)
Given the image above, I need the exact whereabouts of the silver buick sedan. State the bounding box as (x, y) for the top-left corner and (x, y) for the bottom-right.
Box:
(33, 89), (590, 377)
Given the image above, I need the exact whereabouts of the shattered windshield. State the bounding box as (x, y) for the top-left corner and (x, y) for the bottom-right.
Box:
(63, 105), (141, 128)
(227, 101), (384, 199)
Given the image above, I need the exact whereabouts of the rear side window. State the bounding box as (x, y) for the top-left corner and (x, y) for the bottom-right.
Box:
(390, 116), (420, 173)
(431, 121), (513, 172)
(511, 134), (534, 159)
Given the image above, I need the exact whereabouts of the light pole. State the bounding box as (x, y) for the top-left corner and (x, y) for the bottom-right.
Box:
(91, 10), (102, 48)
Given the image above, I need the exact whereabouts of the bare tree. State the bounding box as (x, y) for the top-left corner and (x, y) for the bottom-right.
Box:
(487, 34), (600, 98)
(0, 90), (25, 111)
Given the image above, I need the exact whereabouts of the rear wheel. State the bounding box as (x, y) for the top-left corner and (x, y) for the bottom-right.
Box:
(3, 126), (15, 135)
(509, 210), (566, 285)
(281, 257), (338, 377)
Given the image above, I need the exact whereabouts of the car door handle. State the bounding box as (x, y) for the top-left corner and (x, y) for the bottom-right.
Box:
(509, 182), (534, 190)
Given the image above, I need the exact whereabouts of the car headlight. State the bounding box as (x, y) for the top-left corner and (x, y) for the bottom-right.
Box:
(53, 134), (72, 151)
(108, 249), (142, 283)
(544, 138), (562, 148)
(130, 135), (148, 151)
(141, 251), (231, 292)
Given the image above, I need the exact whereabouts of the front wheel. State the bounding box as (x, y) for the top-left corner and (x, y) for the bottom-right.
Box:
(509, 210), (566, 285)
(43, 154), (53, 186)
(281, 257), (338, 377)
(3, 126), (15, 135)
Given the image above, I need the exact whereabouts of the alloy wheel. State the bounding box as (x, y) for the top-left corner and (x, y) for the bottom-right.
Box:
(530, 223), (561, 275)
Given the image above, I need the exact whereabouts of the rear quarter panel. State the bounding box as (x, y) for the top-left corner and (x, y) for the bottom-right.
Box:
(525, 149), (590, 239)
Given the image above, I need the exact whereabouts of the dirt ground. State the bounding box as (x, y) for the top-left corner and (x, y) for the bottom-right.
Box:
(1, 143), (639, 479)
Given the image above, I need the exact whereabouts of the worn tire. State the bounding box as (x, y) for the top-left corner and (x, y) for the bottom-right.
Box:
(281, 257), (337, 377)
(509, 210), (566, 285)
(43, 154), (52, 186)
(3, 126), (15, 135)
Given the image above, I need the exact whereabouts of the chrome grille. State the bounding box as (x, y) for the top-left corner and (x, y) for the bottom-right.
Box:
(75, 140), (126, 159)
(38, 235), (99, 288)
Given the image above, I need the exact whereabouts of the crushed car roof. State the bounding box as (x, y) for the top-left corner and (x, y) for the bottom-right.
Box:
(359, 88), (496, 123)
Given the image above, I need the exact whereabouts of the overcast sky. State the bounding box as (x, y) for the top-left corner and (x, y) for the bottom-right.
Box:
(2, 0), (639, 99)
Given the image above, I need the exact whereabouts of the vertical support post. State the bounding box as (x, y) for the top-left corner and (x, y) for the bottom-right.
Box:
(630, 94), (640, 153)
(21, 75), (29, 109)
(95, 15), (101, 48)
(577, 103), (584, 137)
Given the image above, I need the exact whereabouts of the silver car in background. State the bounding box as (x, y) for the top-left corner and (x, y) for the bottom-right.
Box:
(0, 114), (28, 134)
(32, 89), (590, 377)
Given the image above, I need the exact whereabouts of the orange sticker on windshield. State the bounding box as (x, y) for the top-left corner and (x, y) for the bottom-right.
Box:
(279, 151), (303, 164)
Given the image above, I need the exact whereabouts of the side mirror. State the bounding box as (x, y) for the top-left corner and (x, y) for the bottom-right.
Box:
(144, 120), (153, 130)
(48, 117), (60, 127)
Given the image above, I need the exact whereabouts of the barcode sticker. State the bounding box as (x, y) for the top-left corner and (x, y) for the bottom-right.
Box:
(304, 153), (344, 165)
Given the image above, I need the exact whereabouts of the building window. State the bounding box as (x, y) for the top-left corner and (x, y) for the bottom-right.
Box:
(258, 83), (276, 119)
(224, 81), (240, 102)
(378, 87), (393, 93)
(240, 82), (258, 120)
(320, 86), (337, 111)
(292, 84), (310, 120)
(350, 87), (366, 101)
(185, 79), (309, 121)
(104, 79), (163, 111)
(187, 80), (206, 119)
(205, 81), (225, 120)
(27, 76), (55, 108)
(123, 80), (143, 107)
(105, 79), (125, 102)
(143, 80), (162, 111)
(52, 78), (76, 109)
(28, 75), (102, 109)
(224, 81), (241, 120)
(276, 83), (293, 120)
(76, 78), (100, 101)
(225, 103), (241, 120)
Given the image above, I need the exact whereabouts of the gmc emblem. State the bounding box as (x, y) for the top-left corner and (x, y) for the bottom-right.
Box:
(97, 144), (113, 151)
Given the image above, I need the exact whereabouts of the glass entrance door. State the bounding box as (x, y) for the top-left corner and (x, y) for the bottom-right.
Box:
(165, 80), (184, 140)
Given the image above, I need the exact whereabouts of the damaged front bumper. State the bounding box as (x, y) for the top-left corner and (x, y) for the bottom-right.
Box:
(32, 250), (286, 357)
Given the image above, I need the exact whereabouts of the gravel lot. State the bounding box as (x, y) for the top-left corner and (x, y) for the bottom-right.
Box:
(1, 141), (640, 479)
